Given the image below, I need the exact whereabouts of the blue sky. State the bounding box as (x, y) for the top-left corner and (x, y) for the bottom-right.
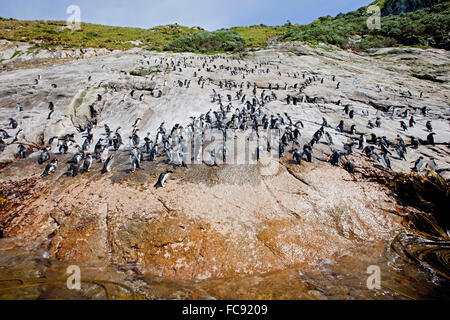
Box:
(0, 0), (374, 30)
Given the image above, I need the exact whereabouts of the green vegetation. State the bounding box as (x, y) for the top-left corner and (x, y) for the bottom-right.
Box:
(0, 1), (448, 52)
(10, 49), (22, 59)
(281, 1), (450, 50)
(229, 25), (285, 48)
(0, 17), (203, 50)
(164, 30), (246, 53)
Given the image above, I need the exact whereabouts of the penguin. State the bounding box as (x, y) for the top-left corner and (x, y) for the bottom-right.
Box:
(68, 162), (80, 177)
(129, 152), (143, 173)
(427, 132), (436, 145)
(349, 110), (354, 119)
(9, 118), (18, 129)
(133, 118), (142, 129)
(330, 150), (340, 166)
(0, 129), (10, 139)
(350, 124), (356, 135)
(425, 121), (433, 132)
(427, 157), (437, 171)
(82, 154), (93, 173)
(400, 121), (408, 131)
(358, 134), (366, 150)
(18, 144), (27, 158)
(337, 120), (344, 133)
(363, 145), (375, 157)
(381, 153), (392, 170)
(293, 149), (302, 165)
(411, 136), (419, 149)
(409, 116), (416, 127)
(344, 142), (356, 155)
(324, 132), (333, 145)
(149, 146), (157, 161)
(154, 170), (173, 188)
(41, 159), (58, 177)
(395, 145), (407, 160)
(421, 106), (428, 116)
(301, 146), (312, 163)
(16, 104), (23, 112)
(101, 155), (114, 174)
(38, 148), (50, 165)
(0, 139), (5, 153)
(345, 160), (355, 174)
(375, 118), (381, 128)
(413, 156), (424, 172)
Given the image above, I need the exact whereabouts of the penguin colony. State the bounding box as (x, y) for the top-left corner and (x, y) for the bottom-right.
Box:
(0, 53), (448, 188)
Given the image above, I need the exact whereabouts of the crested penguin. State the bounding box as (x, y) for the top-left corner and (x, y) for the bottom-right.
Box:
(345, 160), (355, 174)
(37, 148), (51, 165)
(101, 155), (114, 174)
(413, 156), (424, 172)
(18, 144), (27, 158)
(82, 154), (93, 173)
(154, 170), (173, 188)
(330, 150), (340, 166)
(41, 159), (58, 177)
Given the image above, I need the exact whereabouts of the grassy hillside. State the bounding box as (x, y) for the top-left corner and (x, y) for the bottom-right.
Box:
(281, 1), (449, 50)
(0, 17), (203, 50)
(0, 1), (448, 52)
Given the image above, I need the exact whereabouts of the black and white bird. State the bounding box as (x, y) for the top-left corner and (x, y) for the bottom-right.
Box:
(101, 155), (114, 174)
(413, 156), (425, 172)
(41, 159), (58, 177)
(82, 154), (93, 173)
(38, 148), (50, 165)
(154, 170), (173, 188)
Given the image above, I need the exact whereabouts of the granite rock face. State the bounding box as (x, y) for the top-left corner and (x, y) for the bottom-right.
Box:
(0, 41), (448, 298)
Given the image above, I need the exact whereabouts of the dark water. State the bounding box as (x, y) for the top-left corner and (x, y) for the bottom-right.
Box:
(0, 235), (448, 300)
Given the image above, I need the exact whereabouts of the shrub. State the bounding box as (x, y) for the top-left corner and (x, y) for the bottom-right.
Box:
(164, 30), (246, 53)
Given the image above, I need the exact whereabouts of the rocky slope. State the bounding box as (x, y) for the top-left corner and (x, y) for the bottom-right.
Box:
(0, 41), (449, 299)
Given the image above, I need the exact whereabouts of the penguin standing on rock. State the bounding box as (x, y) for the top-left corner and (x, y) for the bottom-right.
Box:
(427, 133), (436, 145)
(82, 154), (93, 173)
(129, 152), (143, 173)
(330, 150), (341, 166)
(293, 149), (302, 165)
(101, 155), (114, 174)
(345, 160), (355, 174)
(9, 118), (18, 129)
(413, 156), (424, 172)
(154, 170), (173, 188)
(18, 144), (27, 158)
(41, 159), (58, 177)
(38, 148), (50, 164)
